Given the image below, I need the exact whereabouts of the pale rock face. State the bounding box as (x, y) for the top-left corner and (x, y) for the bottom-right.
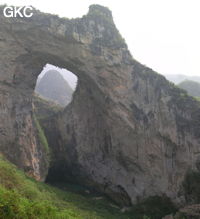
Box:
(0, 5), (200, 205)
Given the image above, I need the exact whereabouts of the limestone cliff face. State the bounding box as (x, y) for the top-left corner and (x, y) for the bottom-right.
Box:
(0, 82), (48, 180)
(0, 5), (200, 205)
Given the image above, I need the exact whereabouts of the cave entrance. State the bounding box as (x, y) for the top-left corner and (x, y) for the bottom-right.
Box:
(34, 63), (78, 109)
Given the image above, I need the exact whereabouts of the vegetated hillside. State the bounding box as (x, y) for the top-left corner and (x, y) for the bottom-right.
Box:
(35, 70), (74, 107)
(0, 154), (132, 219)
(178, 80), (200, 98)
(0, 153), (182, 219)
(164, 74), (200, 84)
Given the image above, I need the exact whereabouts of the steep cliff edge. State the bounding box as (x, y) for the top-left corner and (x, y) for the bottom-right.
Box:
(0, 4), (200, 206)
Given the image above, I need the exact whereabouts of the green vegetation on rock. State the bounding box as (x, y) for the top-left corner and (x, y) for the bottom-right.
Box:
(33, 113), (49, 153)
(195, 97), (200, 101)
(178, 80), (200, 98)
(129, 196), (177, 219)
(33, 93), (63, 120)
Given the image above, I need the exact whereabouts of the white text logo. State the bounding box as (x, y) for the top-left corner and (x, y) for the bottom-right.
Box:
(3, 6), (33, 18)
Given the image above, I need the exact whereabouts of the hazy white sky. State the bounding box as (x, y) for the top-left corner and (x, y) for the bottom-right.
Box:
(38, 64), (78, 90)
(0, 0), (200, 76)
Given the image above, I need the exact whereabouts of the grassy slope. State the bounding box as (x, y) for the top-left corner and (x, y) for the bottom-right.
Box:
(0, 154), (177, 219)
(0, 155), (132, 219)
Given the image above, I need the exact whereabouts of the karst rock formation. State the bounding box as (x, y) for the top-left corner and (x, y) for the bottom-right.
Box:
(0, 5), (200, 206)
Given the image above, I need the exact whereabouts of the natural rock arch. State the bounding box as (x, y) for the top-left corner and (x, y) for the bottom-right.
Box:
(0, 5), (200, 205)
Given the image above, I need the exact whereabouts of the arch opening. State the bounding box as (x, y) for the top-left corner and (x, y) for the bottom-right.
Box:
(31, 62), (80, 182)
(34, 63), (78, 108)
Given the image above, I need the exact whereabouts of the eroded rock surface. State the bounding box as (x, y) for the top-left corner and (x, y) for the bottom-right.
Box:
(0, 5), (200, 205)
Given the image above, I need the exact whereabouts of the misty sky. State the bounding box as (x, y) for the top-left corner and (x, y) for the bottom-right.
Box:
(0, 0), (200, 76)
(38, 64), (78, 90)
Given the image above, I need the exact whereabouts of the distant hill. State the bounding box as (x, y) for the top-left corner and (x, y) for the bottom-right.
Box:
(33, 93), (63, 120)
(38, 64), (78, 90)
(164, 74), (200, 84)
(178, 80), (200, 97)
(35, 70), (74, 107)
